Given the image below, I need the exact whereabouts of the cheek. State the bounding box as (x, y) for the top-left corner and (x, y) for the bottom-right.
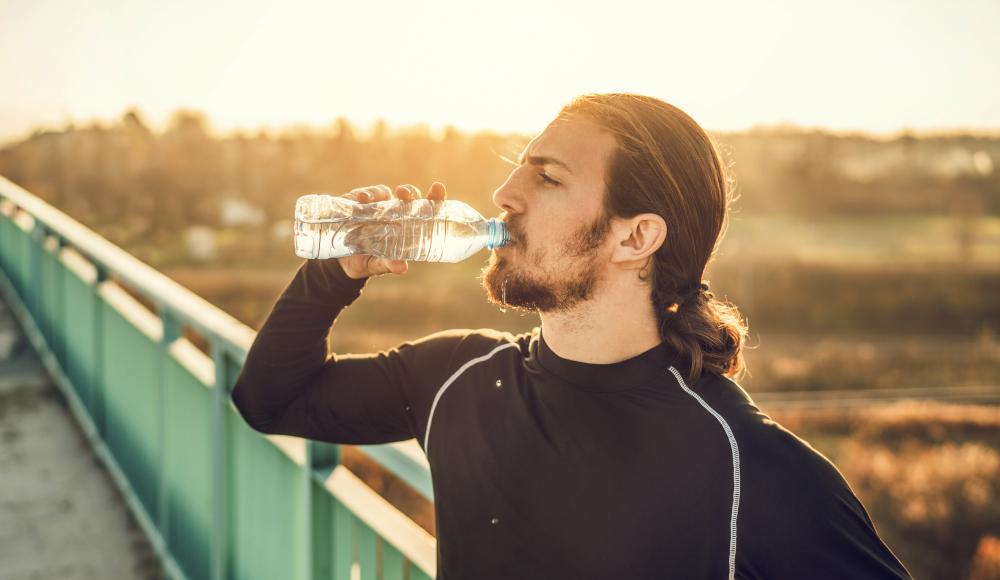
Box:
(523, 228), (570, 266)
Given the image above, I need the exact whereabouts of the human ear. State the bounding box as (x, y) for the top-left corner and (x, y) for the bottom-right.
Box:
(610, 213), (667, 264)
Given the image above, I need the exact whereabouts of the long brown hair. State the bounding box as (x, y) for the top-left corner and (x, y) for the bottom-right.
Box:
(561, 93), (747, 383)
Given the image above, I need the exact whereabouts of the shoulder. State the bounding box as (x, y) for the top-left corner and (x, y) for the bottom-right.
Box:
(331, 329), (530, 399)
(369, 327), (530, 380)
(690, 373), (851, 499)
(690, 376), (910, 578)
(686, 374), (867, 531)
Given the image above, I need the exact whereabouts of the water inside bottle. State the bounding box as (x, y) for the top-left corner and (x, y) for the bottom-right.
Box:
(294, 197), (506, 262)
(350, 216), (481, 262)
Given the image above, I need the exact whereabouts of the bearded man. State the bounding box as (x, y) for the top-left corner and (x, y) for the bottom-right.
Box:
(232, 94), (910, 579)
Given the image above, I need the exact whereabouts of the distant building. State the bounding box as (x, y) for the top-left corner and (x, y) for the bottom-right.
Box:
(271, 219), (294, 241)
(184, 225), (217, 262)
(220, 197), (266, 228)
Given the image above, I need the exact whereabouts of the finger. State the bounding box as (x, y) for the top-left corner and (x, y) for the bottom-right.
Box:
(370, 184), (393, 202)
(352, 184), (392, 203)
(366, 256), (408, 276)
(396, 184), (421, 200)
(346, 186), (370, 202)
(426, 182), (447, 201)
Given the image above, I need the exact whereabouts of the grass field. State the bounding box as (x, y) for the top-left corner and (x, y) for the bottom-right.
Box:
(716, 216), (1000, 266)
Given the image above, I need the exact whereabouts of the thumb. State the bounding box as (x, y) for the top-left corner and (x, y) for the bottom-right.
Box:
(366, 256), (408, 276)
(385, 259), (408, 275)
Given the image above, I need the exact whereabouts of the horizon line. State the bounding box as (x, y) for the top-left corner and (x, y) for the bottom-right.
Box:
(4, 108), (1000, 148)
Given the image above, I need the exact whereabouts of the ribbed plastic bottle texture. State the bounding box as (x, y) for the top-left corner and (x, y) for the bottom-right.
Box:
(293, 195), (509, 262)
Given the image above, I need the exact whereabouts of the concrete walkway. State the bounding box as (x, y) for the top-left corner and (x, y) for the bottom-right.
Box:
(0, 294), (159, 580)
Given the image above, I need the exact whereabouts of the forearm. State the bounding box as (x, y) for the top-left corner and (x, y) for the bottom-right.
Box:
(231, 259), (367, 435)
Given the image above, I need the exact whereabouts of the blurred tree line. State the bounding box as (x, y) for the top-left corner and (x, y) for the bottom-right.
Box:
(727, 127), (999, 216)
(1, 109), (998, 238)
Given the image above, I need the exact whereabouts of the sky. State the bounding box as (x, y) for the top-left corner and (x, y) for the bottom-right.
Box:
(1, 0), (998, 141)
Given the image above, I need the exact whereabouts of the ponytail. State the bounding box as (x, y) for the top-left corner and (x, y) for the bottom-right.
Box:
(650, 277), (747, 384)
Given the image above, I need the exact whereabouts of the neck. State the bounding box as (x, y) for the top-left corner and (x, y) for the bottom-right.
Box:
(539, 273), (662, 364)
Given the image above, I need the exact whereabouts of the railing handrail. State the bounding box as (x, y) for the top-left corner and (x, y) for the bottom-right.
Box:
(0, 174), (256, 355)
(0, 173), (438, 577)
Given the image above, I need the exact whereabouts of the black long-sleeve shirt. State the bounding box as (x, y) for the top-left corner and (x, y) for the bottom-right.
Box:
(231, 260), (911, 580)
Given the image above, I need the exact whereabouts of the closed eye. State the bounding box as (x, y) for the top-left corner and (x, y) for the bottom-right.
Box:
(539, 172), (560, 186)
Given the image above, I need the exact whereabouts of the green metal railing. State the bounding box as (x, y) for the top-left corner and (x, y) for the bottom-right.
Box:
(0, 175), (436, 580)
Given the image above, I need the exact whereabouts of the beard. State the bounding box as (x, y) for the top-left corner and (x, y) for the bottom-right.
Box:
(482, 210), (612, 313)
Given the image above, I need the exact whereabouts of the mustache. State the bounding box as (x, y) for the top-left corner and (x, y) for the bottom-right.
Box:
(500, 213), (526, 245)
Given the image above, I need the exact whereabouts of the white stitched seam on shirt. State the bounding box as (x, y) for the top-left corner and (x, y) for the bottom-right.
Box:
(423, 342), (521, 460)
(669, 367), (742, 580)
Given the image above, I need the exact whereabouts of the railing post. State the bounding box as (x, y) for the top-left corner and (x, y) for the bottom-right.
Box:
(91, 265), (108, 437)
(307, 440), (340, 580)
(37, 233), (55, 350)
(210, 340), (239, 580)
(0, 199), (8, 271)
(29, 222), (44, 323)
(38, 231), (55, 344)
(303, 443), (315, 580)
(47, 235), (67, 370)
(310, 441), (341, 473)
(157, 307), (182, 575)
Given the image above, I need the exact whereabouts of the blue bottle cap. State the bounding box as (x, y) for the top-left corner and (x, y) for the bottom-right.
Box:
(487, 219), (509, 249)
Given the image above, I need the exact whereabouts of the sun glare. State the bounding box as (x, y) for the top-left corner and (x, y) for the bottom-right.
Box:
(0, 0), (997, 139)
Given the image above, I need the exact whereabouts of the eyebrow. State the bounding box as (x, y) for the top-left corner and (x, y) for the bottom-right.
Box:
(517, 152), (574, 175)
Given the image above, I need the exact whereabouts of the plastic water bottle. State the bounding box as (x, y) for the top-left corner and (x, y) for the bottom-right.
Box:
(293, 195), (509, 262)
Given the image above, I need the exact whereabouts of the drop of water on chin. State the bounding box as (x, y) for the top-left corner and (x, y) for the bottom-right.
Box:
(500, 279), (507, 314)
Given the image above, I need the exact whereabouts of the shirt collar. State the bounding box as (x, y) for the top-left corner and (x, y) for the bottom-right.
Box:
(531, 327), (680, 393)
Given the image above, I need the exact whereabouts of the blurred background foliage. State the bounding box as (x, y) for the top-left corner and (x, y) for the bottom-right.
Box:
(775, 403), (1000, 580)
(2, 109), (1000, 579)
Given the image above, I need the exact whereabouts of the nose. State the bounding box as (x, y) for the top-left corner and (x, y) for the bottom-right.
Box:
(492, 167), (526, 215)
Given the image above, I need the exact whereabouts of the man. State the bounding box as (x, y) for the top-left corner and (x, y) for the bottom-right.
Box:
(232, 93), (910, 579)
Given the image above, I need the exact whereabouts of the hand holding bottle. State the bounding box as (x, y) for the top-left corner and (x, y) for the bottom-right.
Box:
(338, 182), (448, 279)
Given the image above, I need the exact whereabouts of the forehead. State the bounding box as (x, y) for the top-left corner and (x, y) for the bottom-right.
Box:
(526, 116), (617, 181)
